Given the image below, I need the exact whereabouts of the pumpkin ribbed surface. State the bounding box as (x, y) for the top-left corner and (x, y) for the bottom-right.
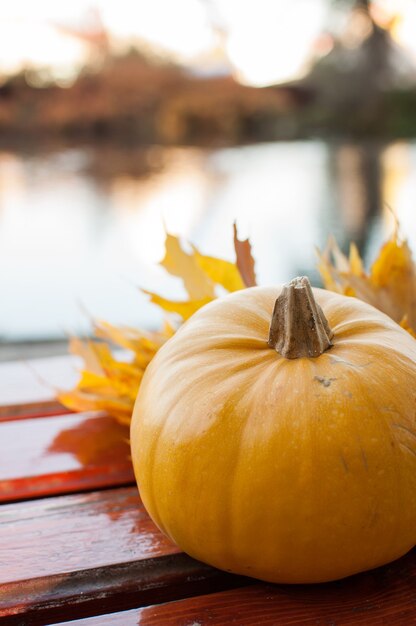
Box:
(131, 285), (416, 583)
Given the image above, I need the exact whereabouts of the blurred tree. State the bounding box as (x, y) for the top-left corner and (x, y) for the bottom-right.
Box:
(273, 0), (416, 135)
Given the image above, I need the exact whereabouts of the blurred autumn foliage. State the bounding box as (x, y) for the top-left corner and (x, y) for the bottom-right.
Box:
(0, 52), (292, 145)
(3, 1), (416, 146)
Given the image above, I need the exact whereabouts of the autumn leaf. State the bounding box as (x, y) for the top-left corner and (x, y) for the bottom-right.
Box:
(58, 326), (169, 424)
(233, 223), (257, 287)
(160, 233), (215, 299)
(59, 227), (255, 422)
(68, 337), (104, 376)
(317, 229), (416, 334)
(143, 291), (212, 321)
(58, 389), (134, 424)
(193, 248), (245, 292)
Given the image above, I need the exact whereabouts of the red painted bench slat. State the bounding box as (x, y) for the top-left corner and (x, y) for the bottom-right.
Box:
(0, 487), (246, 625)
(0, 399), (72, 421)
(0, 487), (170, 584)
(59, 550), (416, 626)
(0, 412), (134, 502)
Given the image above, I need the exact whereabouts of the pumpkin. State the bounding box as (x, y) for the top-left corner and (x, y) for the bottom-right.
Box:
(130, 277), (416, 583)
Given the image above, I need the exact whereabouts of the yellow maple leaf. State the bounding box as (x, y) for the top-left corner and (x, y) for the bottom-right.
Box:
(317, 229), (416, 334)
(58, 389), (134, 425)
(160, 233), (215, 299)
(143, 290), (213, 321)
(193, 249), (245, 292)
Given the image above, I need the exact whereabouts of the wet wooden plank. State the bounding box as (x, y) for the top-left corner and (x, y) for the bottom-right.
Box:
(0, 487), (246, 625)
(60, 550), (416, 625)
(0, 487), (173, 585)
(0, 355), (78, 419)
(0, 411), (134, 502)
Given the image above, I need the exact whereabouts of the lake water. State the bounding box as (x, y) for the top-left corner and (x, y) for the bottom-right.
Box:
(1, 140), (416, 343)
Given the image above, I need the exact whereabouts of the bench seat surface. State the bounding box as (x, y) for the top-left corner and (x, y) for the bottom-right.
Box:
(1, 357), (415, 625)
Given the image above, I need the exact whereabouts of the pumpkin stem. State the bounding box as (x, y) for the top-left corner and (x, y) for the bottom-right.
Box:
(268, 276), (333, 359)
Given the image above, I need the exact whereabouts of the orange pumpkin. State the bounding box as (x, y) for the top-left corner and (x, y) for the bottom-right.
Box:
(131, 277), (416, 583)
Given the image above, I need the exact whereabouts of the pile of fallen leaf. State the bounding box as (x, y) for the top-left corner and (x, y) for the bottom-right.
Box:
(58, 226), (256, 424)
(59, 225), (416, 423)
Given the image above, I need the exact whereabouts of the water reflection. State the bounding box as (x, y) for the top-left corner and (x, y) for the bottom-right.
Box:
(329, 142), (383, 251)
(0, 140), (415, 342)
(47, 414), (131, 468)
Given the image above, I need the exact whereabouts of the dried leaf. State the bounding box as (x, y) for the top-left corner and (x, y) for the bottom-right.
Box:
(193, 248), (245, 292)
(93, 320), (165, 368)
(160, 233), (215, 299)
(233, 223), (257, 287)
(143, 290), (212, 321)
(318, 230), (416, 334)
(68, 337), (104, 376)
(349, 242), (364, 275)
(58, 390), (133, 425)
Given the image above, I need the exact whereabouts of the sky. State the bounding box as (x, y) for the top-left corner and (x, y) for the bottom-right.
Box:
(0, 0), (416, 86)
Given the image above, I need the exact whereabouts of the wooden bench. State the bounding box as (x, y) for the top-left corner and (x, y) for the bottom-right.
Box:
(1, 356), (416, 625)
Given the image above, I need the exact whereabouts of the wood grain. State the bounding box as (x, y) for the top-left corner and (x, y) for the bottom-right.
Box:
(0, 487), (246, 625)
(0, 487), (175, 584)
(0, 412), (134, 501)
(60, 551), (416, 625)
